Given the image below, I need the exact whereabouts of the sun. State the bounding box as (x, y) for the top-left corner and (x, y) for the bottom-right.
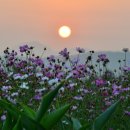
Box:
(58, 26), (71, 38)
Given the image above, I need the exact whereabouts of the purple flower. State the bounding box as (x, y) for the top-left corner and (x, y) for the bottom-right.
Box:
(67, 83), (75, 90)
(72, 70), (80, 78)
(15, 60), (27, 68)
(76, 64), (85, 70)
(19, 45), (29, 52)
(34, 94), (42, 100)
(124, 111), (130, 116)
(56, 72), (65, 79)
(95, 79), (105, 86)
(76, 47), (85, 53)
(1, 115), (6, 121)
(13, 73), (22, 80)
(47, 55), (55, 62)
(59, 48), (69, 59)
(34, 58), (44, 66)
(112, 84), (122, 95)
(122, 66), (130, 72)
(98, 54), (108, 61)
(73, 95), (83, 101)
(1, 85), (12, 92)
(122, 87), (130, 92)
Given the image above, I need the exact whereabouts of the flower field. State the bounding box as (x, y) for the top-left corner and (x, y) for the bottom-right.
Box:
(0, 45), (130, 130)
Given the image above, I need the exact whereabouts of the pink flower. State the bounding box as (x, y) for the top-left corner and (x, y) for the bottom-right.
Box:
(95, 79), (105, 86)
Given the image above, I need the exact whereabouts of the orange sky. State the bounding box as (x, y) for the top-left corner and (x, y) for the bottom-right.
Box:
(0, 0), (130, 53)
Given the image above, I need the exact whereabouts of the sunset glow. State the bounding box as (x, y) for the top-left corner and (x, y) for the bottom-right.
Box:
(0, 0), (130, 52)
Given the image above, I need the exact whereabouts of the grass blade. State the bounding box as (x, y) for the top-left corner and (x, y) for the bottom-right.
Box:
(12, 116), (22, 130)
(0, 99), (44, 130)
(92, 100), (120, 130)
(2, 112), (14, 130)
(41, 104), (70, 129)
(20, 103), (36, 119)
(71, 117), (82, 130)
(36, 81), (65, 122)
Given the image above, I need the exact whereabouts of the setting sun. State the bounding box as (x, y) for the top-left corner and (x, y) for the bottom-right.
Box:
(58, 26), (71, 38)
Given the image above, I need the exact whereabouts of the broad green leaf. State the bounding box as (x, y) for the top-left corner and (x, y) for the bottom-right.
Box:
(2, 112), (13, 130)
(20, 115), (44, 130)
(0, 100), (20, 119)
(71, 118), (82, 130)
(41, 104), (70, 129)
(79, 124), (92, 130)
(0, 99), (44, 130)
(12, 116), (22, 130)
(92, 100), (120, 130)
(20, 103), (36, 119)
(36, 81), (65, 122)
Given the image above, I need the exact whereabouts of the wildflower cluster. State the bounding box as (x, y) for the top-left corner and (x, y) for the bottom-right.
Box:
(0, 45), (130, 130)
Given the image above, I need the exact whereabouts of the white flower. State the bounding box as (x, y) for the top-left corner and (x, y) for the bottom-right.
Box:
(11, 92), (19, 97)
(48, 78), (59, 85)
(41, 76), (49, 81)
(1, 86), (12, 92)
(7, 96), (16, 104)
(21, 74), (29, 79)
(35, 88), (46, 93)
(36, 72), (43, 77)
(13, 73), (22, 80)
(20, 82), (29, 89)
(59, 87), (64, 93)
(13, 74), (28, 80)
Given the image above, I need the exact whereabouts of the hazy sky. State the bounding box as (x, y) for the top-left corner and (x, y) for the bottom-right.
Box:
(0, 0), (130, 53)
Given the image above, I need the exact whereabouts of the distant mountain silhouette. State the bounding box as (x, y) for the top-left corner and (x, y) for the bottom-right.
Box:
(69, 51), (130, 71)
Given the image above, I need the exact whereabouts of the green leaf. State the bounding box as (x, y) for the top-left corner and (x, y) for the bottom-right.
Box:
(0, 99), (44, 130)
(41, 104), (70, 129)
(79, 124), (92, 130)
(2, 112), (13, 130)
(20, 115), (44, 130)
(20, 103), (36, 119)
(71, 118), (82, 130)
(0, 100), (20, 119)
(12, 116), (22, 130)
(36, 81), (65, 122)
(92, 100), (120, 130)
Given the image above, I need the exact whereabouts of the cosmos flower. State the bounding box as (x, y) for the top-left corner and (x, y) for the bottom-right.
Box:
(76, 47), (85, 53)
(34, 58), (44, 66)
(112, 84), (122, 96)
(98, 53), (108, 61)
(48, 78), (59, 85)
(13, 73), (28, 80)
(36, 72), (43, 77)
(47, 55), (55, 62)
(124, 111), (130, 116)
(73, 95), (83, 101)
(34, 94), (42, 100)
(20, 82), (29, 89)
(122, 48), (129, 52)
(1, 85), (12, 92)
(59, 48), (69, 59)
(95, 79), (105, 86)
(1, 115), (6, 121)
(19, 44), (29, 52)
